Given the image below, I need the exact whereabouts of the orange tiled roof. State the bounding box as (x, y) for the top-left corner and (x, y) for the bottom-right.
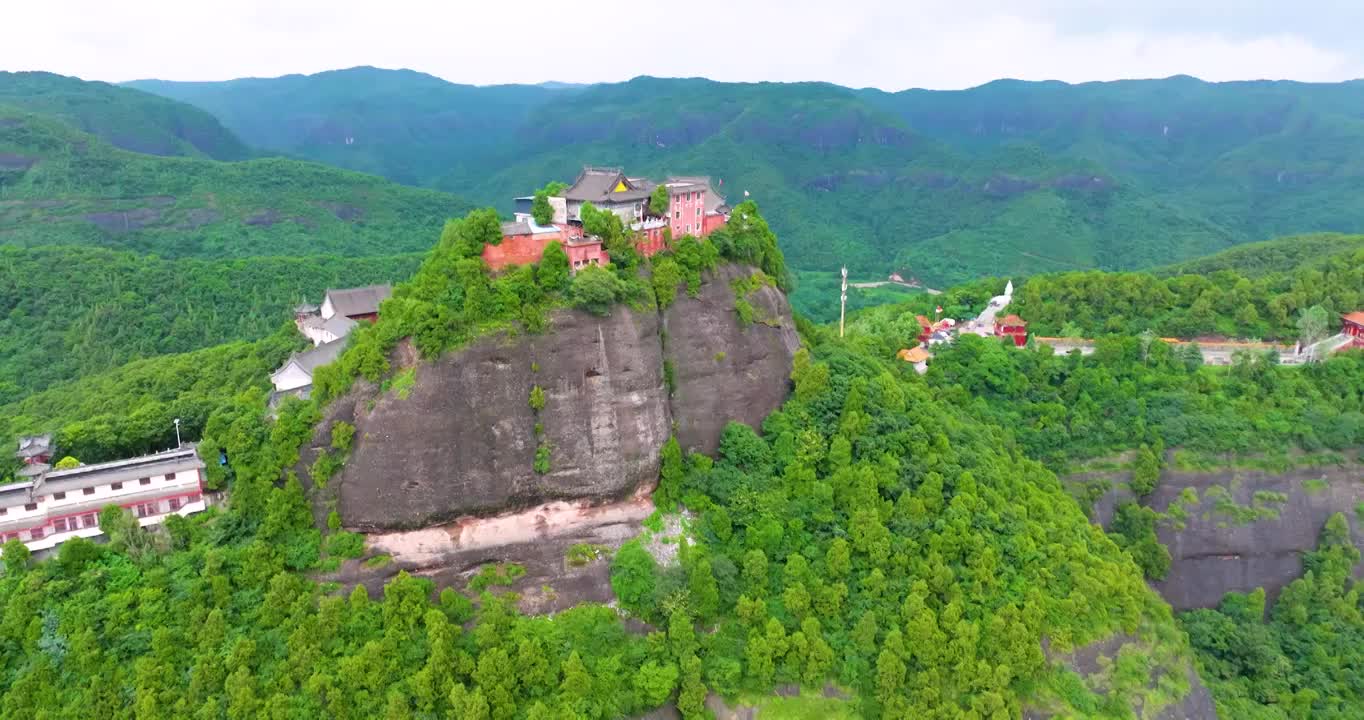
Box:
(897, 347), (932, 363)
(915, 314), (932, 329)
(998, 314), (1026, 326)
(1341, 311), (1364, 325)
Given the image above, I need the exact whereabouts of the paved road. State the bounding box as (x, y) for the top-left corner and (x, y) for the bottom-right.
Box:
(850, 280), (942, 295)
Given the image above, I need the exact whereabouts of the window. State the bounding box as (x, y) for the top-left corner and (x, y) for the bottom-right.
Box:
(685, 224), (691, 233)
(139, 477), (151, 486)
(29, 527), (43, 540)
(674, 210), (680, 219)
(168, 497), (181, 511)
(24, 503), (36, 511)
(53, 518), (67, 533)
(188, 493), (202, 505)
(53, 492), (65, 500)
(696, 207), (702, 217)
(83, 487), (95, 495)
(111, 482), (122, 490)
(0, 508), (6, 516)
(165, 473), (176, 481)
(82, 514), (98, 529)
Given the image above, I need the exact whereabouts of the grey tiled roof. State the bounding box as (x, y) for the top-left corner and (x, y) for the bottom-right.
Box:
(563, 167), (651, 202)
(325, 284), (391, 318)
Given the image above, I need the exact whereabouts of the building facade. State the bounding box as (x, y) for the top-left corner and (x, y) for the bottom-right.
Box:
(0, 445), (207, 553)
(490, 166), (732, 271)
(995, 314), (1029, 347)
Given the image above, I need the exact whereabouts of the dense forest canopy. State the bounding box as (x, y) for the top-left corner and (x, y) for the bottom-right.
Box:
(1008, 237), (1364, 341)
(0, 246), (422, 405)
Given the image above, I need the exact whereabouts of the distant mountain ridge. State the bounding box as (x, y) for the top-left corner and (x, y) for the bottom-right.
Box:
(125, 67), (1364, 284)
(0, 71), (250, 160)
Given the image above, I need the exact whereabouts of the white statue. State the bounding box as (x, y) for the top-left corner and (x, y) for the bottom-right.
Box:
(1005, 279), (1014, 297)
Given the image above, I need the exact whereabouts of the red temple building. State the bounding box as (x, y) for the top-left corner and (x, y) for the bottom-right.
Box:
(490, 166), (731, 272)
(995, 314), (1028, 347)
(1342, 312), (1364, 348)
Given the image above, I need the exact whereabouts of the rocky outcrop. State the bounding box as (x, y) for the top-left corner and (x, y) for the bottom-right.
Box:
(327, 264), (798, 531)
(665, 264), (801, 455)
(1077, 459), (1364, 610)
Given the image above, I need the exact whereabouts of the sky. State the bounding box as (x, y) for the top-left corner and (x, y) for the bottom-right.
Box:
(6, 0), (1364, 90)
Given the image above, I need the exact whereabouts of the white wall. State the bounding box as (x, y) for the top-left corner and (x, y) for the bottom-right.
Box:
(320, 296), (336, 320)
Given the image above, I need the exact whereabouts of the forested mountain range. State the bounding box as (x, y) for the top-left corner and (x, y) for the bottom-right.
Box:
(0, 106), (470, 258)
(131, 68), (1364, 284)
(0, 71), (250, 161)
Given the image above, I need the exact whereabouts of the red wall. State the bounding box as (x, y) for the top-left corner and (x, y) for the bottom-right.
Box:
(567, 241), (606, 270)
(702, 213), (728, 236)
(484, 232), (556, 271)
(636, 226), (668, 257)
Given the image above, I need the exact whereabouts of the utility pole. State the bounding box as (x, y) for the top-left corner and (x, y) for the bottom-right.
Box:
(173, 418), (182, 448)
(839, 266), (848, 338)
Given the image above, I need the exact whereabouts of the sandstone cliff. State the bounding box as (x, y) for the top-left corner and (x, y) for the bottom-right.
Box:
(1077, 457), (1364, 611)
(321, 264), (799, 531)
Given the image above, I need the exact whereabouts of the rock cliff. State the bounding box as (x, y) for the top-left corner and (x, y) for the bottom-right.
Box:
(323, 264), (799, 531)
(1077, 458), (1364, 611)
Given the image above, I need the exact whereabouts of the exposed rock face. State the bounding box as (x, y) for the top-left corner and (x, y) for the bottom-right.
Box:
(329, 264), (798, 531)
(665, 264), (801, 455)
(1079, 460), (1364, 611)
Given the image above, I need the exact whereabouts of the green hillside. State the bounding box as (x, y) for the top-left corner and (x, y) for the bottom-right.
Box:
(0, 245), (422, 404)
(127, 67), (566, 187)
(0, 71), (250, 160)
(0, 107), (471, 258)
(127, 69), (1364, 284)
(1158, 232), (1364, 277)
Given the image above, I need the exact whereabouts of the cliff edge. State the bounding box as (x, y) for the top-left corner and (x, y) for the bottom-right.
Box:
(322, 263), (798, 531)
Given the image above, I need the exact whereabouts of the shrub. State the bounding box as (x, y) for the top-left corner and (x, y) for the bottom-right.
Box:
(610, 539), (658, 614)
(1130, 445), (1160, 496)
(534, 442), (552, 475)
(529, 385), (546, 412)
(325, 531), (365, 559)
(330, 421), (355, 452)
(569, 265), (626, 316)
(468, 563), (526, 591)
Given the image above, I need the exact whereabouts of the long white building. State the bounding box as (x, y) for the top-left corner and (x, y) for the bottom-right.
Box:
(0, 445), (207, 553)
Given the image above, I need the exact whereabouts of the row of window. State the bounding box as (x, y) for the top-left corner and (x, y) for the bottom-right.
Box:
(0, 473), (179, 515)
(673, 191), (701, 205)
(672, 207), (705, 219)
(0, 493), (201, 544)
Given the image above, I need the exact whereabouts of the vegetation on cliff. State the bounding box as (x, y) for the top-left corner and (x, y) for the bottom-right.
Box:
(1182, 514), (1364, 719)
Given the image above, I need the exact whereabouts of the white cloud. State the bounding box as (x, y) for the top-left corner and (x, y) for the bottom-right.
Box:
(2, 0), (1361, 89)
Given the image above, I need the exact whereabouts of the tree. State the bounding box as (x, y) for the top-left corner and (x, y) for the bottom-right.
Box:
(531, 191), (554, 226)
(686, 556), (720, 620)
(649, 185), (670, 217)
(2, 538), (30, 575)
(537, 241), (570, 291)
(569, 265), (624, 316)
(1130, 445), (1160, 497)
(1298, 305), (1329, 353)
(54, 455), (81, 469)
(610, 540), (658, 614)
